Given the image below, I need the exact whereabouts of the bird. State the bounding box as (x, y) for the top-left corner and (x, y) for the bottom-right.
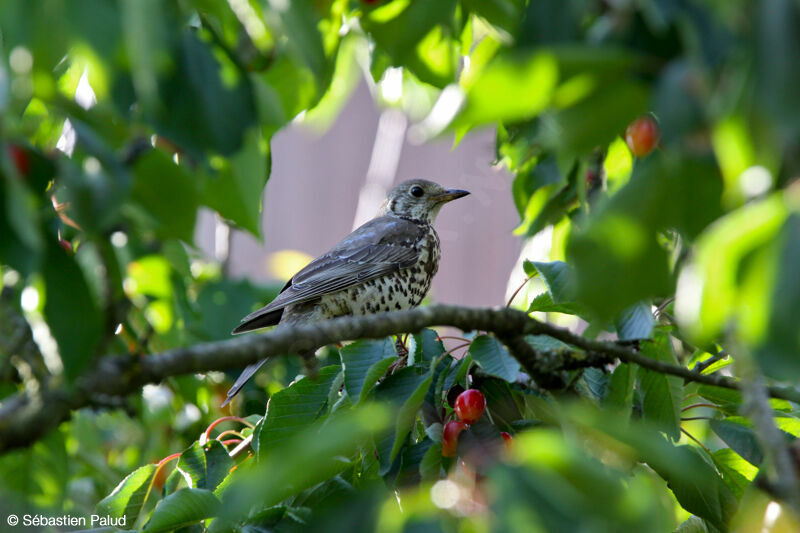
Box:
(222, 179), (470, 406)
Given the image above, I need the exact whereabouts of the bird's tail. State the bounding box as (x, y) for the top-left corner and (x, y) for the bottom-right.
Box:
(221, 359), (267, 407)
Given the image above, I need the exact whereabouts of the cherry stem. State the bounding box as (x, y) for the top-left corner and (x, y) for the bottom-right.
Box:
(202, 416), (254, 443)
(433, 342), (473, 369)
(680, 427), (712, 455)
(506, 275), (534, 308)
(681, 416), (712, 421)
(143, 452), (183, 508)
(156, 452), (182, 468)
(215, 429), (247, 441)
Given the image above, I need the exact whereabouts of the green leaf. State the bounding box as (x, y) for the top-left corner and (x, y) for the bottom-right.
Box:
(359, 358), (398, 404)
(263, 0), (327, 84)
(677, 191), (786, 350)
(539, 80), (649, 156)
(712, 448), (757, 500)
(395, 438), (434, 486)
(177, 440), (234, 491)
(524, 334), (572, 352)
(455, 51), (558, 127)
(605, 363), (637, 416)
(340, 339), (397, 403)
(709, 418), (764, 466)
(0, 429), (69, 508)
(675, 516), (710, 533)
(290, 475), (354, 509)
(523, 260), (575, 303)
(144, 488), (220, 532)
(188, 278), (281, 342)
(130, 149), (198, 241)
(462, 0), (524, 36)
(408, 328), (444, 364)
(650, 445), (737, 530)
(0, 174), (42, 275)
(145, 31), (257, 157)
(615, 302), (655, 341)
(96, 464), (157, 525)
(468, 335), (520, 382)
(256, 365), (341, 456)
(392, 376), (433, 464)
(569, 151), (723, 318)
(202, 128), (270, 236)
(511, 154), (564, 216)
(568, 406), (736, 530)
(362, 0), (458, 87)
(212, 406), (390, 531)
(480, 378), (524, 430)
(756, 214), (800, 379)
(495, 428), (673, 532)
(638, 334), (682, 440)
(527, 292), (583, 315)
(419, 441), (443, 481)
(373, 367), (432, 465)
(42, 237), (102, 382)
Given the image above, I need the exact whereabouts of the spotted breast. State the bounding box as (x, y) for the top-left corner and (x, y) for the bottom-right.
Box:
(312, 222), (440, 318)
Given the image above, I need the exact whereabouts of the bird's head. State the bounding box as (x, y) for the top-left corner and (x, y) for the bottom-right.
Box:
(380, 179), (470, 223)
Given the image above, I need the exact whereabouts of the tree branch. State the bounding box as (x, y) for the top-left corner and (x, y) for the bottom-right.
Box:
(1, 304), (799, 454)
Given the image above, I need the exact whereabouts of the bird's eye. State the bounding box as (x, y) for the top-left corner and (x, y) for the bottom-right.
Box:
(410, 186), (424, 198)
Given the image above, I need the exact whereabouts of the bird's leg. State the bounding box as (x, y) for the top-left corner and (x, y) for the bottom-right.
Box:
(395, 334), (409, 357)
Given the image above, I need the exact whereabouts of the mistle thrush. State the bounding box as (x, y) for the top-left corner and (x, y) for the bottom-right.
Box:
(223, 179), (469, 406)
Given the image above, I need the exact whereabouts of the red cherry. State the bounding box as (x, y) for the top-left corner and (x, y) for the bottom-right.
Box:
(501, 431), (512, 451)
(625, 115), (659, 157)
(8, 144), (30, 176)
(442, 420), (466, 457)
(454, 389), (486, 425)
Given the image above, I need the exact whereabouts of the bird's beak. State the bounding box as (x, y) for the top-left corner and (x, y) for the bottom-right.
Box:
(434, 188), (470, 203)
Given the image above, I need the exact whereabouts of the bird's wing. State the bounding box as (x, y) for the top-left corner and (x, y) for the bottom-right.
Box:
(233, 217), (424, 332)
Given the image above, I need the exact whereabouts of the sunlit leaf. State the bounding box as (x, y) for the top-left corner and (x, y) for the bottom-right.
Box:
(96, 464), (157, 525)
(455, 51), (558, 127)
(143, 488), (220, 532)
(177, 440), (234, 492)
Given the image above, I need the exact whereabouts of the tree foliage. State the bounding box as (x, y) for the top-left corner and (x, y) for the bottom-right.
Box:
(1, 0), (800, 531)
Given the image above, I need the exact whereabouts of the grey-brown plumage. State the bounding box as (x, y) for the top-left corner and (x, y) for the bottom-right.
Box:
(223, 179), (469, 406)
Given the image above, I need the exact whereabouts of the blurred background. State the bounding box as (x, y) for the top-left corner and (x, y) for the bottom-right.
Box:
(3, 0), (800, 530)
(196, 80), (522, 311)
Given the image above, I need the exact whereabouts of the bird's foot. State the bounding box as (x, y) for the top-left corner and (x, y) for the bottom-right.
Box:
(395, 337), (409, 357)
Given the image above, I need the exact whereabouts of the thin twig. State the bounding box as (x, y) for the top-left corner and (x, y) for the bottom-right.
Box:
(506, 275), (534, 308)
